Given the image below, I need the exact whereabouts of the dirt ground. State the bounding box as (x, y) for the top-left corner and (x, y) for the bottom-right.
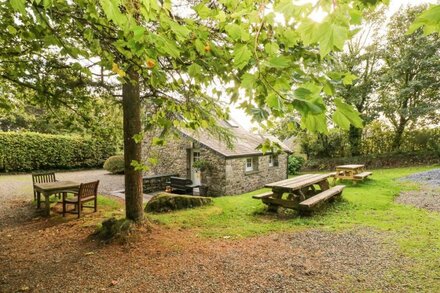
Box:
(0, 199), (411, 292)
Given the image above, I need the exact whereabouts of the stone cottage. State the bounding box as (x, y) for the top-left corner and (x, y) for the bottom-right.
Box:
(142, 120), (291, 196)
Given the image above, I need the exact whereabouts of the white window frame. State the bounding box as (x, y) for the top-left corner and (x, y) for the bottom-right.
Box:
(193, 150), (201, 164)
(245, 158), (254, 172)
(269, 155), (279, 167)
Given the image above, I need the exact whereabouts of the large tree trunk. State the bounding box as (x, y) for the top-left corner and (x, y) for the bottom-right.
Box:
(122, 69), (143, 222)
(391, 117), (407, 151)
(348, 125), (362, 157)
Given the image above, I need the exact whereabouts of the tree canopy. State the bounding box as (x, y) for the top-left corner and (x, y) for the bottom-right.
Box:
(2, 0), (388, 221)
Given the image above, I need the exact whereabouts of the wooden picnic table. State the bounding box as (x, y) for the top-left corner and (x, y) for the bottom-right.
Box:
(34, 181), (80, 216)
(254, 174), (345, 214)
(333, 164), (372, 182)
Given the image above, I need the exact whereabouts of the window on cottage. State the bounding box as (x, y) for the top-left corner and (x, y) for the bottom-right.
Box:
(269, 155), (279, 167)
(246, 158), (253, 172)
(193, 151), (200, 163)
(245, 157), (258, 172)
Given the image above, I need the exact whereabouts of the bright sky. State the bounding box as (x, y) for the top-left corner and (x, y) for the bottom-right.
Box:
(232, 0), (439, 131)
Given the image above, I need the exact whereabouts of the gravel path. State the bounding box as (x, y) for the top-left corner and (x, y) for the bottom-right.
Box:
(399, 168), (440, 187)
(397, 188), (440, 212)
(0, 169), (124, 202)
(0, 213), (410, 293)
(397, 169), (440, 212)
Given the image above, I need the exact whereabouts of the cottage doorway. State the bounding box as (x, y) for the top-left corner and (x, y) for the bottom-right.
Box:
(190, 149), (201, 185)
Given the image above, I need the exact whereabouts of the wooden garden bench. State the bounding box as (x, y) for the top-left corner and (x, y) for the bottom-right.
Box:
(169, 177), (198, 194)
(299, 185), (345, 213)
(353, 171), (373, 180)
(143, 173), (178, 193)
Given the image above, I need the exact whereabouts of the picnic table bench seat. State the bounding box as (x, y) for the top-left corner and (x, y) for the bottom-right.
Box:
(252, 192), (274, 199)
(353, 171), (373, 180)
(299, 185), (345, 212)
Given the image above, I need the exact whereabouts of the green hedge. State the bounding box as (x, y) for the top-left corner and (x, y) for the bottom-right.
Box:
(303, 151), (440, 171)
(0, 131), (117, 172)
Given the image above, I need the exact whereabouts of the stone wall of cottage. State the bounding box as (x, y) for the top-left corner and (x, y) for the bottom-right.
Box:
(143, 131), (288, 196)
(142, 134), (227, 196)
(197, 146), (227, 197)
(142, 135), (190, 178)
(224, 153), (288, 195)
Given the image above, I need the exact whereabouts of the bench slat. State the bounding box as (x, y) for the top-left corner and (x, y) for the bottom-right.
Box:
(354, 171), (372, 179)
(299, 185), (345, 209)
(252, 192), (274, 199)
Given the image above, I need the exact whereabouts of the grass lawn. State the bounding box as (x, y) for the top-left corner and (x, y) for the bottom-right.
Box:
(148, 165), (440, 289)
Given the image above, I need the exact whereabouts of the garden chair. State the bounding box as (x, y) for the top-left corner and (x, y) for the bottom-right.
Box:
(32, 172), (59, 208)
(62, 180), (99, 218)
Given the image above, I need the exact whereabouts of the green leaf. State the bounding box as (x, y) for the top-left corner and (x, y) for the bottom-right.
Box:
(10, 0), (26, 14)
(99, 0), (125, 27)
(332, 98), (363, 129)
(408, 5), (440, 35)
(298, 19), (321, 45)
(7, 25), (17, 34)
(301, 114), (328, 134)
(267, 56), (290, 68)
(194, 3), (212, 18)
(317, 22), (348, 57)
(240, 73), (257, 89)
(233, 45), (252, 70)
(265, 93), (283, 110)
(342, 72), (357, 85)
(194, 38), (206, 55)
(225, 23), (249, 41)
(169, 21), (191, 41)
(188, 63), (203, 79)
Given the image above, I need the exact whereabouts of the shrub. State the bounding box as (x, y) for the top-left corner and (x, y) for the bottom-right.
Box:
(288, 155), (305, 175)
(103, 155), (125, 174)
(303, 151), (440, 171)
(0, 131), (117, 172)
(145, 193), (212, 213)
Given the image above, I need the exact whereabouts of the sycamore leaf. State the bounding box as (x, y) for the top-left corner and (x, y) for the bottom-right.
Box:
(332, 98), (363, 129)
(100, 0), (124, 26)
(298, 19), (321, 45)
(188, 63), (203, 79)
(317, 21), (348, 57)
(194, 3), (212, 18)
(342, 72), (357, 85)
(10, 0), (26, 14)
(224, 23), (250, 42)
(301, 113), (328, 134)
(408, 5), (440, 35)
(266, 56), (290, 68)
(241, 73), (257, 89)
(266, 93), (283, 110)
(233, 45), (252, 70)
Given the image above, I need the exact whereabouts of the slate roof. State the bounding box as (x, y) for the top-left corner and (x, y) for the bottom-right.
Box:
(179, 120), (292, 158)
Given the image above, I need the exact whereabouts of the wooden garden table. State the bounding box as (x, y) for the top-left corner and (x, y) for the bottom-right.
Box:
(260, 174), (333, 211)
(333, 164), (370, 182)
(34, 181), (80, 216)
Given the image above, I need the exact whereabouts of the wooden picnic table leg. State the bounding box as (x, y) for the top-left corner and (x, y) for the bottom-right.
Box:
(44, 192), (51, 217)
(267, 190), (282, 212)
(36, 191), (41, 209)
(318, 180), (330, 191)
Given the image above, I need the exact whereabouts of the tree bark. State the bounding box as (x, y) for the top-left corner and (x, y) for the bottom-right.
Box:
(122, 68), (143, 222)
(348, 125), (362, 156)
(391, 117), (407, 151)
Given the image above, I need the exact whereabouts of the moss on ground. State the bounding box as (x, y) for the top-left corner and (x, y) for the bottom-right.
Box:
(145, 193), (212, 213)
